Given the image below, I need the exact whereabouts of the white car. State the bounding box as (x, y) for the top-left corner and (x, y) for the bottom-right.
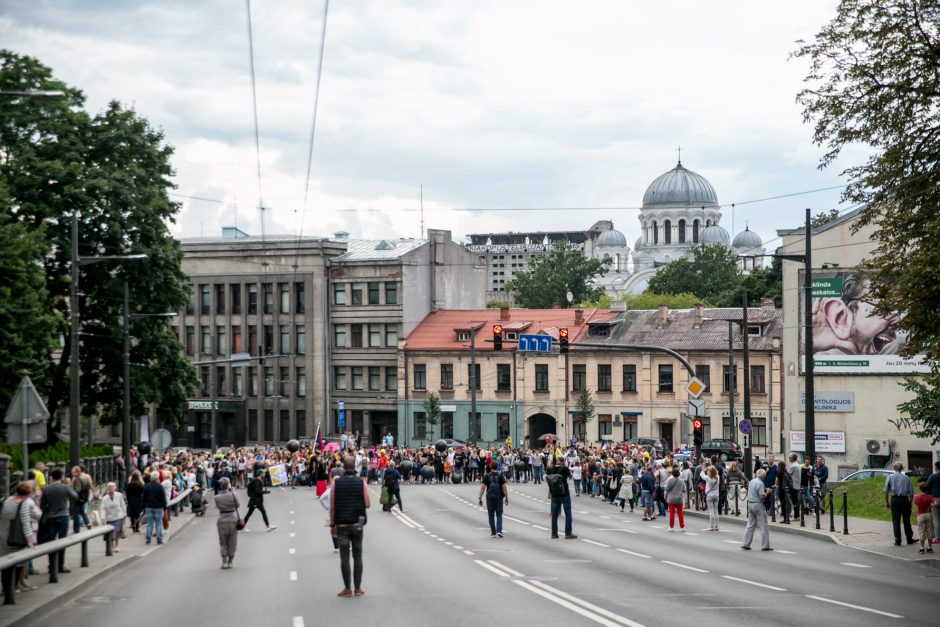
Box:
(841, 468), (893, 481)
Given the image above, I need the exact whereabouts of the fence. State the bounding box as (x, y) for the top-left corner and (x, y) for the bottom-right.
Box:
(0, 454), (124, 499)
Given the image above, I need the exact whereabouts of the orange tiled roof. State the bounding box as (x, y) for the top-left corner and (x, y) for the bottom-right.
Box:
(404, 308), (614, 351)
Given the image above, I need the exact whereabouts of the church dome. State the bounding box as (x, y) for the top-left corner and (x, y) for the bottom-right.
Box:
(700, 224), (731, 246)
(643, 162), (718, 207)
(732, 226), (762, 250)
(634, 236), (643, 250)
(596, 228), (627, 248)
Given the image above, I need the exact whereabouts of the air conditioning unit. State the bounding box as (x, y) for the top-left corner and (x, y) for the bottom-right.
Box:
(865, 439), (890, 455)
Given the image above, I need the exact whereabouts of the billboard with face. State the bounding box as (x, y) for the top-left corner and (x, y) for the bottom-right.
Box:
(799, 269), (929, 374)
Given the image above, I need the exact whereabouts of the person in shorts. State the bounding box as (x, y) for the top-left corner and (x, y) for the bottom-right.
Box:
(914, 482), (935, 554)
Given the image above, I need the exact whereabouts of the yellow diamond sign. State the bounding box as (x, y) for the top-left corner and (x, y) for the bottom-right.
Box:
(685, 376), (705, 399)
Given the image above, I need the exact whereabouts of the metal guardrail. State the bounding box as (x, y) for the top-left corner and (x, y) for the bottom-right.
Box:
(0, 525), (114, 605)
(167, 488), (191, 516)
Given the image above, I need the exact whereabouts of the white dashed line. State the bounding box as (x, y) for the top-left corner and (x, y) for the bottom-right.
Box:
(720, 575), (785, 591)
(488, 560), (524, 577)
(289, 571), (298, 581)
(290, 532), (295, 538)
(840, 562), (871, 568)
(775, 549), (797, 554)
(582, 539), (610, 548)
(290, 520), (295, 525)
(289, 548), (295, 554)
(661, 560), (709, 573)
(723, 540), (739, 544)
(616, 548), (652, 559)
(505, 516), (530, 525)
(290, 510), (294, 515)
(293, 617), (304, 627)
(463, 550), (475, 555)
(806, 595), (903, 619)
(532, 524), (550, 531)
(454, 545), (463, 550)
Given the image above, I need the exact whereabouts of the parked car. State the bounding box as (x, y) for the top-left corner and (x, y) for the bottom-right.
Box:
(841, 468), (894, 482)
(627, 437), (669, 452)
(699, 439), (742, 462)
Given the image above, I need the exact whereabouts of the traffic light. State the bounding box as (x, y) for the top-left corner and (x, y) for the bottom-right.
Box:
(559, 328), (569, 353)
(492, 325), (503, 350)
(692, 418), (704, 448)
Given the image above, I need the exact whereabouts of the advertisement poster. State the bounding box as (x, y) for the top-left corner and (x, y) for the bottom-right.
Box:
(799, 270), (930, 374)
(268, 464), (289, 486)
(790, 431), (846, 453)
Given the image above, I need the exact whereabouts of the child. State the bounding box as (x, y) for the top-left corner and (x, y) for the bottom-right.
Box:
(915, 482), (935, 554)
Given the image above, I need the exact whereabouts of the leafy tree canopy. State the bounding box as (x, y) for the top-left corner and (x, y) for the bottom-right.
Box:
(793, 0), (940, 441)
(625, 292), (707, 310)
(507, 242), (610, 308)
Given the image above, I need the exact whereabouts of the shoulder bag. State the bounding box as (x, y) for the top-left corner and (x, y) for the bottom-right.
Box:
(7, 501), (28, 548)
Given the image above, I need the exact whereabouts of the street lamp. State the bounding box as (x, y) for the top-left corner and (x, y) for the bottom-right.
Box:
(69, 211), (147, 470)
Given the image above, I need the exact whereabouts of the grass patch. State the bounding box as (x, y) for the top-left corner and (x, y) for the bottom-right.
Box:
(831, 476), (919, 522)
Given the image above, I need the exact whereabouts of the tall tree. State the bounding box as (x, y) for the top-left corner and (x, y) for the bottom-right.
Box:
(423, 392), (441, 442)
(646, 244), (741, 304)
(0, 51), (197, 434)
(793, 1), (940, 441)
(507, 242), (610, 308)
(574, 388), (595, 424)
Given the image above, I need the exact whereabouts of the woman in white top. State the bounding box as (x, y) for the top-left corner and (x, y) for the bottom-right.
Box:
(618, 471), (636, 512)
(100, 482), (128, 552)
(700, 466), (721, 531)
(569, 462), (583, 496)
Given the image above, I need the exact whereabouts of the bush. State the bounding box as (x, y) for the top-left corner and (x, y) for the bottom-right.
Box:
(0, 441), (113, 472)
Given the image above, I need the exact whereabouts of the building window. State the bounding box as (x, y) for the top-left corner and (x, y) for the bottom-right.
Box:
(693, 219), (700, 244)
(278, 283), (289, 315)
(352, 367), (364, 390)
(248, 409), (258, 440)
(722, 416), (733, 440)
(200, 284), (210, 315)
(279, 325), (290, 354)
(215, 367), (227, 396)
(497, 364), (511, 391)
(295, 325), (305, 355)
(598, 415), (612, 438)
(588, 325), (609, 337)
(185, 326), (194, 355)
(623, 421), (637, 441)
(263, 367), (274, 396)
(350, 324), (363, 348)
(333, 283), (346, 305)
(652, 220), (659, 245)
(750, 365), (766, 394)
(185, 285), (194, 315)
(296, 410), (306, 438)
(334, 325), (346, 348)
(658, 364), (673, 393)
(723, 366), (738, 394)
(535, 364), (549, 392)
(199, 366), (209, 396)
(295, 282), (305, 314)
(385, 282), (398, 305)
(231, 284), (241, 314)
(385, 324), (398, 348)
(369, 324), (381, 348)
(296, 367), (306, 397)
(248, 325), (258, 355)
(440, 364), (454, 390)
(413, 412), (426, 440)
(351, 282), (363, 305)
(263, 283), (273, 315)
(572, 365), (586, 392)
(664, 219), (672, 245)
(215, 284), (225, 315)
(248, 367), (257, 397)
(597, 364), (612, 392)
(368, 366), (380, 391)
(622, 364), (637, 392)
(469, 412), (481, 441)
(280, 409), (291, 441)
(497, 413), (510, 440)
(232, 325), (242, 353)
(216, 326), (227, 355)
(678, 219), (686, 244)
(385, 367), (397, 392)
(201, 327), (211, 355)
(263, 325), (273, 354)
(695, 365), (711, 393)
(753, 416), (767, 446)
(368, 282), (380, 305)
(441, 412), (454, 439)
(456, 331), (470, 342)
(413, 364), (426, 390)
(247, 284), (258, 315)
(279, 366), (289, 397)
(334, 367), (347, 390)
(264, 409), (274, 441)
(468, 363), (481, 390)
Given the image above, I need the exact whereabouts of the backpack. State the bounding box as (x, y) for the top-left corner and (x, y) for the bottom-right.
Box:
(486, 475), (502, 499)
(546, 472), (566, 498)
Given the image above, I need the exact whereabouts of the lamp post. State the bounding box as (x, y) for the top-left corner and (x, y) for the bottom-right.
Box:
(69, 211), (147, 470)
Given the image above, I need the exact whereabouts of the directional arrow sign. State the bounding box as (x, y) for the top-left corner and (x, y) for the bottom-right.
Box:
(518, 334), (552, 352)
(688, 398), (705, 417)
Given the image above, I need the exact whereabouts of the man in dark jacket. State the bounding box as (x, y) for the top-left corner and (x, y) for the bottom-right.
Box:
(142, 471), (168, 544)
(243, 469), (276, 531)
(330, 456), (371, 597)
(40, 469), (78, 572)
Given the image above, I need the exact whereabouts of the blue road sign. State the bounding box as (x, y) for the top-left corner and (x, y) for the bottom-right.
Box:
(338, 409), (346, 428)
(738, 418), (752, 435)
(518, 334), (552, 352)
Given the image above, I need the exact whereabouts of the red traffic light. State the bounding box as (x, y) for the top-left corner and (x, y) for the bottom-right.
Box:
(493, 324), (502, 335)
(691, 419), (703, 430)
(559, 328), (568, 339)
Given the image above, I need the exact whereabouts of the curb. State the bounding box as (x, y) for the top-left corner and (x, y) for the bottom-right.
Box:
(682, 508), (843, 544)
(8, 513), (199, 627)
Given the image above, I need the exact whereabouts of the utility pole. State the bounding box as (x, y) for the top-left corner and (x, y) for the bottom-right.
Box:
(69, 212), (81, 470)
(470, 330), (477, 443)
(122, 280), (131, 466)
(803, 208), (816, 463)
(742, 289), (752, 479)
(727, 319), (735, 444)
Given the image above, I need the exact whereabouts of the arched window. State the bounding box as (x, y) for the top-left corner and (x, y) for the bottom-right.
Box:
(706, 219), (712, 227)
(678, 219), (686, 244)
(664, 220), (672, 244)
(652, 221), (659, 245)
(614, 253), (621, 272)
(692, 219), (700, 243)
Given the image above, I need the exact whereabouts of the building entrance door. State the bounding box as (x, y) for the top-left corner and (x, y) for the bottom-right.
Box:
(528, 414), (556, 449)
(659, 421), (674, 452)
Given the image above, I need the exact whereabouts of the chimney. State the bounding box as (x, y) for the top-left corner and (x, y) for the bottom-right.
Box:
(574, 309), (584, 325)
(657, 304), (669, 325)
(761, 298), (775, 309)
(333, 231), (349, 242)
(611, 300), (627, 312)
(693, 303), (704, 327)
(500, 307), (510, 321)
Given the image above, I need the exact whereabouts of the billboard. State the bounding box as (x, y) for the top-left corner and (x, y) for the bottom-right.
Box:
(799, 269), (930, 374)
(790, 431), (846, 453)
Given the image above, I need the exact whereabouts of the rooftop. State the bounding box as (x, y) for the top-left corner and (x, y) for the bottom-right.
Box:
(332, 238), (427, 262)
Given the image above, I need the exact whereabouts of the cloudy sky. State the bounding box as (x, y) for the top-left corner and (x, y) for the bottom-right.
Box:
(2, 0), (859, 249)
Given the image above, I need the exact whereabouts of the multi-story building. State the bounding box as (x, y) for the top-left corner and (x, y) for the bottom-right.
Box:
(399, 302), (783, 454)
(777, 210), (935, 476)
(329, 229), (485, 445)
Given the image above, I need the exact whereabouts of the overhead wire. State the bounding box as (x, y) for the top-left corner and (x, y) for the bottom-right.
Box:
(245, 0), (266, 252)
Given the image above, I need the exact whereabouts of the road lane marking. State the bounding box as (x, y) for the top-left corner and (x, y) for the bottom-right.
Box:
(684, 532), (700, 536)
(806, 595), (903, 619)
(487, 560), (524, 577)
(840, 562), (871, 568)
(597, 528), (638, 534)
(661, 560), (708, 573)
(525, 579), (647, 627)
(475, 560), (510, 577)
(720, 575), (785, 591)
(463, 550), (475, 555)
(290, 532), (295, 538)
(293, 617), (304, 627)
(289, 571), (298, 581)
(505, 516), (530, 525)
(290, 510), (294, 514)
(774, 549), (797, 554)
(394, 517), (416, 529)
(723, 540), (739, 544)
(532, 524), (550, 531)
(396, 512), (424, 528)
(289, 548), (295, 554)
(582, 539), (610, 548)
(445, 541), (453, 545)
(616, 548), (652, 559)
(290, 521), (295, 525)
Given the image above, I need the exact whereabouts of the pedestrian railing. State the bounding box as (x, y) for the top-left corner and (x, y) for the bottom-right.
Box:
(167, 488), (192, 517)
(0, 526), (114, 605)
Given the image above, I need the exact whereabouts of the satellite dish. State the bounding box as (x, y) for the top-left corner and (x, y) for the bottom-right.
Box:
(566, 291), (574, 303)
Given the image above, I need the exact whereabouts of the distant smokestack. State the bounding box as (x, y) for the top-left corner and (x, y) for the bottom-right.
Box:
(658, 304), (668, 325)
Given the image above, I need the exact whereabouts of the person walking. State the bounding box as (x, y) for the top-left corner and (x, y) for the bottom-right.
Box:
(330, 456), (371, 597)
(618, 468), (636, 513)
(382, 462), (403, 513)
(1, 482), (36, 598)
(38, 468), (77, 574)
(99, 482), (127, 553)
(545, 457), (577, 539)
(914, 482), (935, 554)
(741, 469), (773, 551)
(702, 465), (721, 531)
(639, 466), (655, 521)
(142, 471), (167, 545)
(243, 469), (277, 532)
(214, 477), (240, 569)
(664, 468), (687, 531)
(926, 461), (940, 546)
(125, 471), (144, 533)
(478, 465), (508, 538)
(884, 461), (915, 546)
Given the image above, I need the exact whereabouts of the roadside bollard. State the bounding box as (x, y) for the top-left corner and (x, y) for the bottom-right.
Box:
(770, 492), (776, 523)
(842, 492), (849, 535)
(829, 492), (836, 532)
(734, 484), (740, 517)
(815, 493), (821, 529)
(799, 493), (806, 527)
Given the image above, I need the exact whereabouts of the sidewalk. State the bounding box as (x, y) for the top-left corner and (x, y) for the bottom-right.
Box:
(0, 511), (198, 627)
(683, 505), (940, 564)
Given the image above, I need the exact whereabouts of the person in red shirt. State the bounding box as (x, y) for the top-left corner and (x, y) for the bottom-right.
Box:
(914, 482), (935, 554)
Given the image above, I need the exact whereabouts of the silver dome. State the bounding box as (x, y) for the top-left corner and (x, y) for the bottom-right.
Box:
(732, 226), (762, 249)
(596, 229), (627, 248)
(634, 236), (643, 250)
(643, 162), (718, 207)
(699, 224), (731, 246)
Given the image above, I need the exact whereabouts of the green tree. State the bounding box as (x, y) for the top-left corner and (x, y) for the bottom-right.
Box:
(575, 388), (595, 424)
(624, 292), (706, 310)
(793, 1), (940, 441)
(0, 51), (198, 433)
(646, 244), (740, 304)
(810, 209), (841, 229)
(507, 242), (610, 308)
(423, 391), (441, 442)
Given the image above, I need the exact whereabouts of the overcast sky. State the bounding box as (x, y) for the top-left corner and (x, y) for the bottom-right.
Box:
(2, 0), (859, 249)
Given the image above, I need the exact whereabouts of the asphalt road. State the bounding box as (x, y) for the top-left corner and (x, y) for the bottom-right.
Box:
(38, 478), (938, 627)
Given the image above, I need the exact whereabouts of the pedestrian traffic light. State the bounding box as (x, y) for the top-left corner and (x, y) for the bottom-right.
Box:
(492, 325), (503, 350)
(692, 418), (704, 447)
(559, 328), (569, 353)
